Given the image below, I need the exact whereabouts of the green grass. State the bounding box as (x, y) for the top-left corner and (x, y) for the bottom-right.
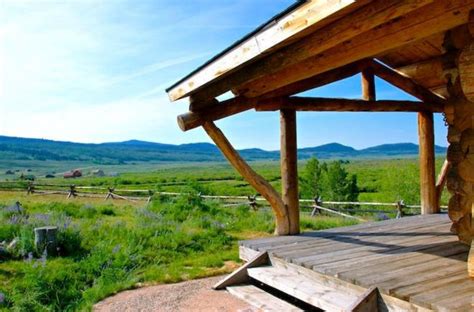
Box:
(0, 157), (450, 310)
(0, 188), (357, 311)
(2, 157), (448, 205)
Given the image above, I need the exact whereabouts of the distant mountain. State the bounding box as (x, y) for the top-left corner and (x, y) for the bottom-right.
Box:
(0, 135), (447, 164)
(360, 143), (447, 156)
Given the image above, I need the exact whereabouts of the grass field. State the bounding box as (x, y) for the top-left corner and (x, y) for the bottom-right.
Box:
(0, 157), (448, 310)
(0, 189), (356, 311)
(1, 157), (449, 205)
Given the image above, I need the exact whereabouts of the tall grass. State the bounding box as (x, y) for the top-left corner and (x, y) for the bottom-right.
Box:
(0, 188), (356, 311)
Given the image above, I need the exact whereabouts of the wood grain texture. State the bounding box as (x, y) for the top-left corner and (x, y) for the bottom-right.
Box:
(280, 109), (299, 235)
(167, 0), (370, 101)
(256, 97), (443, 113)
(418, 111), (437, 214)
(361, 68), (376, 101)
(180, 0), (432, 101)
(237, 0), (472, 98)
(240, 214), (472, 311)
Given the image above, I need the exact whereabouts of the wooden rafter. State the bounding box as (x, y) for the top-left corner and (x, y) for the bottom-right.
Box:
(178, 0), (431, 102)
(256, 97), (443, 113)
(256, 59), (368, 99)
(235, 0), (473, 98)
(167, 0), (372, 102)
(202, 121), (289, 235)
(369, 60), (447, 106)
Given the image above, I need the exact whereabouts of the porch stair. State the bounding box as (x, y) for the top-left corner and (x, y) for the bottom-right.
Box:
(214, 252), (419, 312)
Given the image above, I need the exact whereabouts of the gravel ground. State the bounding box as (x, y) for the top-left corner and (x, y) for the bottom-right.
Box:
(93, 276), (257, 312)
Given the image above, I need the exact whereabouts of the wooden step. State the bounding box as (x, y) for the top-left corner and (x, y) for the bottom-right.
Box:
(247, 266), (360, 311)
(226, 284), (303, 312)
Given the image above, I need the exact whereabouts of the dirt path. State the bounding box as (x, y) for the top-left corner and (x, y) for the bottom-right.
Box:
(93, 276), (256, 312)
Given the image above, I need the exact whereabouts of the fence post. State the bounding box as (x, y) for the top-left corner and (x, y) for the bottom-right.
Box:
(27, 182), (35, 195)
(147, 190), (154, 204)
(396, 200), (405, 219)
(67, 185), (77, 199)
(311, 196), (322, 217)
(105, 187), (114, 200)
(248, 195), (257, 211)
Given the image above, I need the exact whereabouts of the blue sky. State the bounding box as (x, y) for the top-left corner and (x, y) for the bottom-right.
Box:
(0, 0), (448, 150)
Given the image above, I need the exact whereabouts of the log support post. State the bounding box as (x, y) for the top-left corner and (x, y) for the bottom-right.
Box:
(202, 121), (290, 235)
(280, 109), (299, 234)
(418, 111), (437, 214)
(361, 68), (376, 101)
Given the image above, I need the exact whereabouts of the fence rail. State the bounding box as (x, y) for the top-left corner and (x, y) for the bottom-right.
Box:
(0, 182), (447, 220)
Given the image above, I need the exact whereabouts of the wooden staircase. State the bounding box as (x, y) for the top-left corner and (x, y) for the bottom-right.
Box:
(214, 251), (431, 312)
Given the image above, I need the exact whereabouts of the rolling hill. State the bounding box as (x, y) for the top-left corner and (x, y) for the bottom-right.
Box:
(0, 135), (447, 164)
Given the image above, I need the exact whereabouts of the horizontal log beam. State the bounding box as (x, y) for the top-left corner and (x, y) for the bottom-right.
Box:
(177, 97), (259, 131)
(369, 60), (448, 106)
(255, 97), (444, 113)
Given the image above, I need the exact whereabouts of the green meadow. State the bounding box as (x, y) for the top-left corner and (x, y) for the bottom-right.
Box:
(0, 157), (448, 311)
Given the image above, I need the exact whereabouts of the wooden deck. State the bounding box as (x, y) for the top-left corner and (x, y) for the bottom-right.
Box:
(239, 214), (473, 311)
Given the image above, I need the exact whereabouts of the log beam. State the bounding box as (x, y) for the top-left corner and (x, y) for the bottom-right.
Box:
(184, 0), (432, 102)
(369, 60), (447, 106)
(256, 97), (443, 113)
(252, 59), (368, 99)
(361, 68), (376, 101)
(418, 111), (437, 214)
(202, 121), (289, 235)
(234, 0), (473, 98)
(280, 109), (299, 235)
(178, 97), (259, 131)
(396, 54), (454, 90)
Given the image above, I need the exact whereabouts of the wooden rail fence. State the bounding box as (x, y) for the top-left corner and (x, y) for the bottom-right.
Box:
(0, 182), (447, 220)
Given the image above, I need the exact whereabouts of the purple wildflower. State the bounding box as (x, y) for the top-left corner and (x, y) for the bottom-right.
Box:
(112, 244), (121, 254)
(0, 292), (5, 304)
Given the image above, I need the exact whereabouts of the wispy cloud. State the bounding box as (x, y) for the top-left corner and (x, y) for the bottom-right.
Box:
(99, 52), (212, 87)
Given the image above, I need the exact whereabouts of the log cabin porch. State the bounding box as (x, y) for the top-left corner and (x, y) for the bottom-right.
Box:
(166, 1), (474, 310)
(231, 214), (471, 311)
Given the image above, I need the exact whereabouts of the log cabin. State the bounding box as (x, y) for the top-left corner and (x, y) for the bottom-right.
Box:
(167, 1), (474, 310)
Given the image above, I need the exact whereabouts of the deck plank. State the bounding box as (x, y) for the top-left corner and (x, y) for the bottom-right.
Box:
(333, 241), (468, 281)
(227, 284), (303, 312)
(239, 214), (472, 311)
(241, 214), (447, 251)
(298, 230), (454, 269)
(270, 220), (451, 259)
(394, 271), (468, 300)
(286, 222), (452, 265)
